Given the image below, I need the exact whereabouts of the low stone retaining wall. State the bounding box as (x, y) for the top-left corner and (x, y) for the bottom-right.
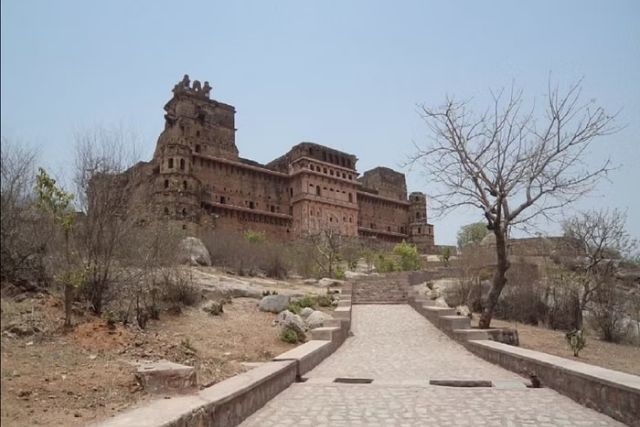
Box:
(97, 285), (353, 427)
(408, 293), (640, 426)
(467, 340), (640, 427)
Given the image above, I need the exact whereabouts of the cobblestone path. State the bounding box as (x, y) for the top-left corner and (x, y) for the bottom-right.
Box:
(241, 305), (623, 426)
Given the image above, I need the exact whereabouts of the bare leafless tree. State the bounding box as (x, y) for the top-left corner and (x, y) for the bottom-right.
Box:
(562, 208), (637, 329)
(0, 139), (49, 284)
(410, 80), (617, 328)
(307, 229), (343, 278)
(73, 126), (140, 313)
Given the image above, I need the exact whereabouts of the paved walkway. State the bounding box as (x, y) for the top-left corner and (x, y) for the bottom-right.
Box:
(241, 305), (623, 426)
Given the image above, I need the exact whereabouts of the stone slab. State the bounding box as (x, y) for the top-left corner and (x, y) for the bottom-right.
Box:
(438, 315), (471, 330)
(273, 340), (332, 376)
(310, 326), (339, 341)
(97, 360), (297, 427)
(135, 360), (197, 394)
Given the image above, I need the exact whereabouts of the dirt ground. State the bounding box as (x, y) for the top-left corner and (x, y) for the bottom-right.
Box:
(472, 317), (640, 375)
(0, 290), (299, 426)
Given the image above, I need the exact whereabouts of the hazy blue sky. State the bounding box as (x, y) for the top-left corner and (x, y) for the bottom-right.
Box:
(2, 0), (639, 245)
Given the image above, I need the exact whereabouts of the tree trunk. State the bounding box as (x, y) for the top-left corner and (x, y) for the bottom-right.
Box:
(64, 283), (72, 328)
(479, 228), (510, 328)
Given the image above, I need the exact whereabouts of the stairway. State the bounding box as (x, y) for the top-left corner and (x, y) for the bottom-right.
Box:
(352, 275), (410, 304)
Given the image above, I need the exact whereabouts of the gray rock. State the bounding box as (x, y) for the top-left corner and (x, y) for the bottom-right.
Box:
(302, 279), (318, 285)
(305, 310), (333, 329)
(300, 307), (315, 318)
(177, 237), (211, 266)
(274, 310), (307, 340)
(318, 277), (345, 287)
(434, 296), (449, 308)
(344, 271), (366, 279)
(259, 294), (290, 313)
(455, 305), (471, 317)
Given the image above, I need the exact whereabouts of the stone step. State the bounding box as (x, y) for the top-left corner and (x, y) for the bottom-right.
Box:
(438, 315), (471, 330)
(452, 328), (490, 341)
(422, 306), (456, 319)
(310, 326), (340, 341)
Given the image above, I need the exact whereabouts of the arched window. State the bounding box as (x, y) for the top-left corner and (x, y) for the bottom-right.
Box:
(315, 185), (321, 196)
(348, 193), (353, 203)
(182, 208), (187, 217)
(164, 207), (169, 215)
(168, 158), (174, 169)
(164, 179), (169, 189)
(183, 180), (187, 190)
(180, 158), (185, 170)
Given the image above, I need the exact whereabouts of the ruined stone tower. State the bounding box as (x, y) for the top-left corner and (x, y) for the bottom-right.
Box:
(408, 192), (434, 252)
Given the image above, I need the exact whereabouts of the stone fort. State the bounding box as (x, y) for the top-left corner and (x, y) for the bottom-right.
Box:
(122, 75), (435, 252)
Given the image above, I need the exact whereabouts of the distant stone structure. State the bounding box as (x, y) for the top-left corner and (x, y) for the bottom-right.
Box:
(120, 76), (435, 252)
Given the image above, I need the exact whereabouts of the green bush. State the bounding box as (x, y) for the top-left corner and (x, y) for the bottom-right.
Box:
(393, 241), (421, 271)
(374, 253), (396, 272)
(287, 302), (302, 314)
(243, 229), (266, 243)
(335, 264), (346, 280)
(280, 327), (299, 344)
(317, 294), (334, 307)
(297, 295), (317, 308)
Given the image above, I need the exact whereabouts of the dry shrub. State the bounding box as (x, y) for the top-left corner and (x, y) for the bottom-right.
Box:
(201, 230), (292, 278)
(588, 284), (627, 343)
(494, 263), (547, 325)
(159, 269), (200, 306)
(543, 279), (581, 330)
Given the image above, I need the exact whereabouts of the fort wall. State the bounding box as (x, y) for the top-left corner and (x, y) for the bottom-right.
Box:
(120, 76), (436, 251)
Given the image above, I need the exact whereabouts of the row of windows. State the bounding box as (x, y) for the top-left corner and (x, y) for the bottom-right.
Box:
(197, 157), (287, 184)
(307, 183), (354, 202)
(309, 147), (353, 169)
(204, 204), (291, 228)
(164, 179), (189, 190)
(308, 209), (354, 224)
(308, 163), (354, 180)
(167, 158), (186, 170)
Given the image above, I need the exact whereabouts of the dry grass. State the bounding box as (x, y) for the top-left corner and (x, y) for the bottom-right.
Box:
(473, 317), (640, 376)
(1, 294), (296, 427)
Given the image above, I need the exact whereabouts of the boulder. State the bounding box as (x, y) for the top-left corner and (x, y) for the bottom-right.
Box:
(300, 307), (315, 319)
(455, 305), (471, 318)
(305, 310), (333, 329)
(203, 300), (224, 316)
(434, 296), (449, 308)
(318, 278), (345, 287)
(259, 294), (290, 313)
(344, 271), (366, 279)
(177, 237), (211, 266)
(274, 310), (307, 340)
(302, 279), (318, 285)
(426, 288), (442, 300)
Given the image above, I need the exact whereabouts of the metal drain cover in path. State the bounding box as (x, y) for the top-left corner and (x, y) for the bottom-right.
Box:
(429, 380), (493, 387)
(334, 378), (374, 384)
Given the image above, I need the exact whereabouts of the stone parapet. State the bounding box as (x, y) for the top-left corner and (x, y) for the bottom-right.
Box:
(466, 340), (640, 427)
(96, 284), (353, 427)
